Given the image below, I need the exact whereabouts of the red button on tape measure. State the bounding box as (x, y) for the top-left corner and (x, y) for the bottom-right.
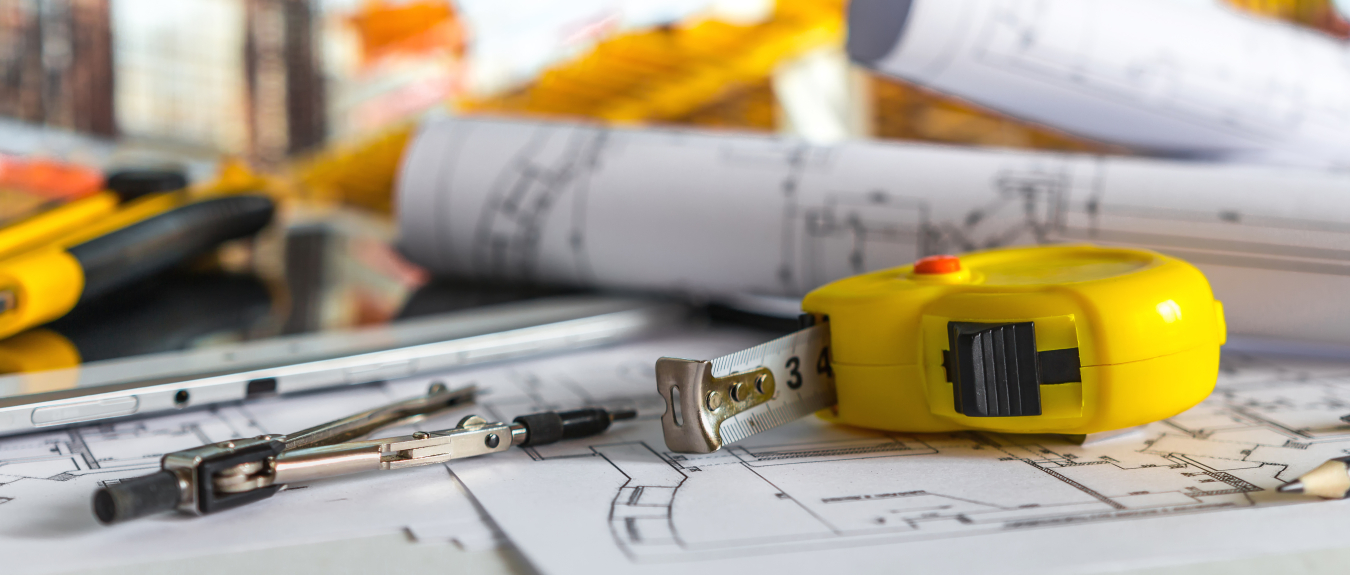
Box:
(913, 255), (962, 275)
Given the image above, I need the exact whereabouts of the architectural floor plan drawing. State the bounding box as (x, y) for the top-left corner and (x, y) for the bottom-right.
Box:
(9, 324), (1350, 574)
(0, 378), (493, 575)
(446, 332), (1350, 575)
(397, 116), (1350, 343)
(0, 402), (265, 493)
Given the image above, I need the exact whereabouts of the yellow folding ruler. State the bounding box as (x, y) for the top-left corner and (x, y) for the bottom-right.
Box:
(658, 245), (1228, 453)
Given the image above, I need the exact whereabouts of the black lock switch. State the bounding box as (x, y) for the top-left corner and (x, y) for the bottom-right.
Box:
(948, 322), (1042, 417)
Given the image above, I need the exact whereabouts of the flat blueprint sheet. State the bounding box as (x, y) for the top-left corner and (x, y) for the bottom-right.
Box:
(0, 375), (500, 574)
(16, 325), (1350, 575)
(446, 335), (1350, 575)
(0, 326), (763, 574)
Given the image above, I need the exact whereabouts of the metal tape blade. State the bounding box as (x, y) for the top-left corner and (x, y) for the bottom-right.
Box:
(657, 324), (836, 453)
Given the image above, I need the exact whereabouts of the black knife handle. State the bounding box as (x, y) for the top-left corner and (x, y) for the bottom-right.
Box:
(67, 195), (275, 303)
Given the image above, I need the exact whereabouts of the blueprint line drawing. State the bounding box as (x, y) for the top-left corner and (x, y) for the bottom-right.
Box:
(0, 406), (268, 495)
(0, 378), (494, 575)
(585, 422), (1289, 563)
(526, 418), (1292, 564)
(12, 324), (1337, 575)
(397, 116), (1350, 343)
(471, 127), (608, 284)
(445, 339), (1350, 574)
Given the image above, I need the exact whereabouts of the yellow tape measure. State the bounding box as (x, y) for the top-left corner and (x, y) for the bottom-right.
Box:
(658, 245), (1227, 453)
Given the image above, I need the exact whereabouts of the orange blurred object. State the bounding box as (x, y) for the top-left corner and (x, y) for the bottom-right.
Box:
(290, 122), (414, 213)
(460, 0), (846, 126)
(1225, 0), (1350, 37)
(0, 155), (102, 200)
(347, 0), (465, 65)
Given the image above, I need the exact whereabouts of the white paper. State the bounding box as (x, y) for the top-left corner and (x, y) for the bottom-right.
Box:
(0, 379), (498, 575)
(849, 0), (1350, 167)
(395, 116), (1350, 344)
(17, 321), (1350, 575)
(444, 334), (1350, 575)
(0, 326), (765, 575)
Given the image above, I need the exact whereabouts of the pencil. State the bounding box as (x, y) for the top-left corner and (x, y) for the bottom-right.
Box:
(1279, 456), (1350, 498)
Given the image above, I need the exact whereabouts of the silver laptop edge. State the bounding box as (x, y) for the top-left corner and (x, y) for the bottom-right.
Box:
(0, 297), (686, 436)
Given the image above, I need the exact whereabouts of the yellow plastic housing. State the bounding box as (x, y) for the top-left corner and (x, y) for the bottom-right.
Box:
(0, 191), (120, 261)
(0, 246), (84, 339)
(0, 328), (81, 386)
(0, 189), (184, 340)
(801, 245), (1226, 435)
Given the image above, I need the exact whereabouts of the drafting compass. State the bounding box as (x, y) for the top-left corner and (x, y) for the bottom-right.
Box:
(94, 383), (634, 524)
(658, 245), (1228, 453)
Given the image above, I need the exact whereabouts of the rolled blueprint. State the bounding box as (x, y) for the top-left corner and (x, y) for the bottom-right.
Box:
(397, 116), (1350, 344)
(847, 0), (1350, 167)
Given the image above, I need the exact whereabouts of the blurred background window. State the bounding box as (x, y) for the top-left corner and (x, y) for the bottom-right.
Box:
(1, 0), (1347, 177)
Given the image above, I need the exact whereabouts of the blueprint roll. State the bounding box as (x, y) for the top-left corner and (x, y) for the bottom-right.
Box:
(396, 116), (1350, 343)
(847, 0), (1350, 167)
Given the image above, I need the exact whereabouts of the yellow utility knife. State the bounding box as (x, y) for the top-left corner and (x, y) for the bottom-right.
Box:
(0, 187), (274, 340)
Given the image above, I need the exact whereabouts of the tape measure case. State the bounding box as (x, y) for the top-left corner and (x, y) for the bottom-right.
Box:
(802, 245), (1227, 435)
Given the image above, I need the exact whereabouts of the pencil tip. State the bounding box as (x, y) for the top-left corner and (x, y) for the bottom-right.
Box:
(1278, 481), (1305, 494)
